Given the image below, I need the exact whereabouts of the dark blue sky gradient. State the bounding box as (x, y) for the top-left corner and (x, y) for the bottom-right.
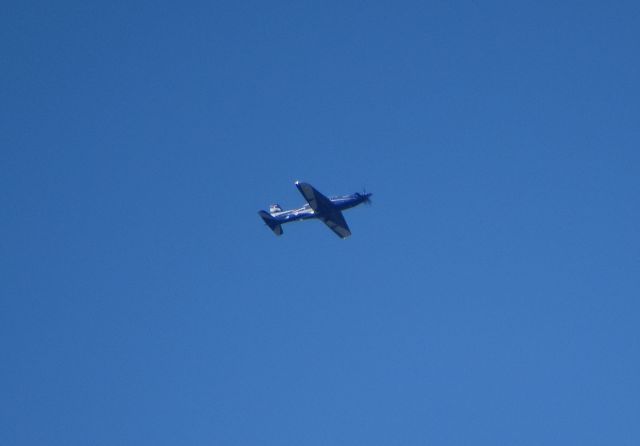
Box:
(2, 1), (639, 445)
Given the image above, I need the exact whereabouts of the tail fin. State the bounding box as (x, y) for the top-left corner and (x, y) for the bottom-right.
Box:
(258, 210), (283, 236)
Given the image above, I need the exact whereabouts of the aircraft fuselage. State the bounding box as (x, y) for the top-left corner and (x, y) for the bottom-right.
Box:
(259, 182), (372, 238)
(269, 193), (370, 224)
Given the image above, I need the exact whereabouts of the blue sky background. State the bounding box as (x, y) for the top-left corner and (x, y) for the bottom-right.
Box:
(2, 1), (639, 444)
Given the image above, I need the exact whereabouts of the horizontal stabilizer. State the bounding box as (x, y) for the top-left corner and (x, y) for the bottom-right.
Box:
(258, 210), (283, 236)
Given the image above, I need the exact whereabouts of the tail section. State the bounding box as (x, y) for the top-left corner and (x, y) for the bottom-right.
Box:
(258, 210), (283, 236)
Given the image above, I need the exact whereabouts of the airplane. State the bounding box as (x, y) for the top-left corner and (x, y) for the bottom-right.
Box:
(258, 181), (372, 238)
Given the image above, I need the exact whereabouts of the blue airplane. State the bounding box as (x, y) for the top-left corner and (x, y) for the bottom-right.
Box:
(258, 181), (372, 238)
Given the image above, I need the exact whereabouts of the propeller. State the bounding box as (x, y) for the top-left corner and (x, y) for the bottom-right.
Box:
(360, 187), (373, 205)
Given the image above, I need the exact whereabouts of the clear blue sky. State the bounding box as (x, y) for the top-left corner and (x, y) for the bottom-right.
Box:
(2, 1), (639, 445)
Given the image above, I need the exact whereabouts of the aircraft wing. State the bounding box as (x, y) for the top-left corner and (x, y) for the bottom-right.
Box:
(296, 181), (352, 238)
(318, 210), (351, 238)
